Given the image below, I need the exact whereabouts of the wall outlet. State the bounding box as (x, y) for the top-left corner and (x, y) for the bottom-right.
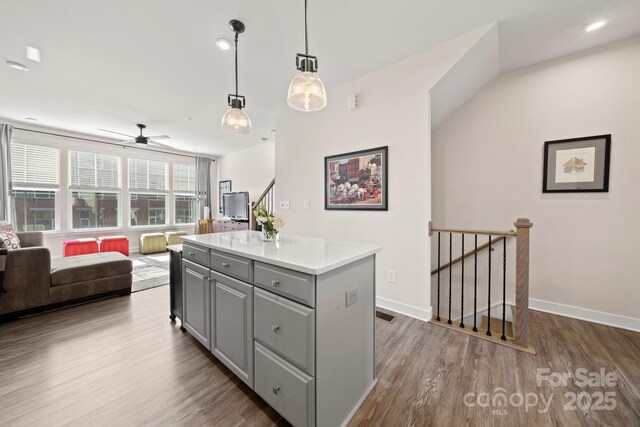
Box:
(303, 200), (310, 210)
(387, 270), (397, 283)
(345, 288), (358, 307)
(279, 200), (290, 209)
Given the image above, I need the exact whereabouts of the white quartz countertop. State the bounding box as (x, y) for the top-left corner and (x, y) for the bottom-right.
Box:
(181, 231), (381, 275)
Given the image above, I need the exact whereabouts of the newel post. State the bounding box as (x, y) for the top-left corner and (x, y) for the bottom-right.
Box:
(514, 218), (532, 348)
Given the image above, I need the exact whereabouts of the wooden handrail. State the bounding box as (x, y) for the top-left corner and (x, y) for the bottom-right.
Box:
(431, 226), (516, 238)
(431, 236), (504, 276)
(252, 178), (276, 209)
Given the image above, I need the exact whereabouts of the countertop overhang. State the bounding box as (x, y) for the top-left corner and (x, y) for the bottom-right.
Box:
(182, 231), (381, 275)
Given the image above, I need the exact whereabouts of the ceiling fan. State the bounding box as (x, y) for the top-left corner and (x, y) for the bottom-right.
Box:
(98, 124), (171, 149)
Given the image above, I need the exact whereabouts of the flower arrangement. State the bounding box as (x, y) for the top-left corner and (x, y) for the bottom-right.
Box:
(253, 205), (284, 241)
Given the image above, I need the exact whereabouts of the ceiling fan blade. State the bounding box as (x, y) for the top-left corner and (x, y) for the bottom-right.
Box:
(98, 128), (136, 138)
(148, 140), (173, 149)
(146, 135), (170, 140)
(120, 139), (136, 144)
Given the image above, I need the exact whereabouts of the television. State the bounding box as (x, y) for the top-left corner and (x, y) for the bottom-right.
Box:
(222, 191), (250, 220)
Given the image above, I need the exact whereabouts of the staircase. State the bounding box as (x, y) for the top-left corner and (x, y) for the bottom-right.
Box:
(430, 218), (535, 353)
(250, 178), (275, 231)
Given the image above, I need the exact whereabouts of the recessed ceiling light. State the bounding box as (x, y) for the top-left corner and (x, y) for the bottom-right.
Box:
(186, 117), (193, 121)
(585, 20), (607, 32)
(269, 129), (276, 133)
(261, 137), (268, 141)
(6, 60), (28, 71)
(25, 117), (38, 121)
(215, 37), (232, 51)
(26, 46), (41, 62)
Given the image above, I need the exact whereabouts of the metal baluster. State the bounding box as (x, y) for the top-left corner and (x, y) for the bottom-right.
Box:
(486, 235), (492, 336)
(436, 232), (441, 321)
(448, 233), (452, 324)
(501, 237), (507, 341)
(473, 234), (478, 332)
(460, 233), (465, 328)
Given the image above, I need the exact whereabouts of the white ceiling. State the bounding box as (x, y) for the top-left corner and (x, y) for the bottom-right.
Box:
(1, 0), (639, 156)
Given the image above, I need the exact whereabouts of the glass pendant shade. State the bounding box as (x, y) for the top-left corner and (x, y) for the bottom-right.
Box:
(221, 107), (252, 134)
(287, 71), (327, 112)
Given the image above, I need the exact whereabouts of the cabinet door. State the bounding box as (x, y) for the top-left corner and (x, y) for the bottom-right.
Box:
(211, 271), (254, 388)
(182, 259), (211, 350)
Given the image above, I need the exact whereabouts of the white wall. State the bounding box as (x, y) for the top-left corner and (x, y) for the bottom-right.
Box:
(275, 26), (493, 320)
(216, 141), (275, 214)
(432, 36), (640, 324)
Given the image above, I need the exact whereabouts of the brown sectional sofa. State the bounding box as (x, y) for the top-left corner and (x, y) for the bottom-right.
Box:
(0, 232), (132, 322)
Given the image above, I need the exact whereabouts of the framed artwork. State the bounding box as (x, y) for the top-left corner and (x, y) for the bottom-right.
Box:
(219, 180), (232, 212)
(543, 135), (611, 193)
(325, 146), (388, 210)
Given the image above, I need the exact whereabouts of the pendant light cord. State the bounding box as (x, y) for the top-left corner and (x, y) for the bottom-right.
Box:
(304, 0), (309, 56)
(234, 31), (239, 97)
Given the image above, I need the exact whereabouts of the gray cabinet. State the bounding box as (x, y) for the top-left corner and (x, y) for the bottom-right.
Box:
(211, 271), (254, 388)
(182, 259), (210, 350)
(180, 237), (377, 427)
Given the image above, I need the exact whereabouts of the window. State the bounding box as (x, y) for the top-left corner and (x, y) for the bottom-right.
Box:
(129, 158), (168, 226)
(173, 163), (196, 224)
(11, 143), (59, 231)
(69, 150), (120, 229)
(71, 192), (118, 228)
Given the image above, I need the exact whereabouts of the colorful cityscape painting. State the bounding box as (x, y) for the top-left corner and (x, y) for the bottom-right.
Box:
(325, 146), (388, 210)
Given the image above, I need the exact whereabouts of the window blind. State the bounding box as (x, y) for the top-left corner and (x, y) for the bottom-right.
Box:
(129, 158), (168, 192)
(11, 142), (60, 188)
(173, 163), (195, 193)
(69, 150), (120, 190)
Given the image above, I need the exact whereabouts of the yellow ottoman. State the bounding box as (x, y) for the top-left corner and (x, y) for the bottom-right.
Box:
(165, 231), (188, 245)
(139, 232), (167, 254)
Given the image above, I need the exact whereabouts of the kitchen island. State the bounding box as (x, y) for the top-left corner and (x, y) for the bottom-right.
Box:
(180, 231), (381, 427)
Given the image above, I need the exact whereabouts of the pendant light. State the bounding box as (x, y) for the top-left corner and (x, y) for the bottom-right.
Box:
(287, 0), (327, 112)
(221, 20), (252, 135)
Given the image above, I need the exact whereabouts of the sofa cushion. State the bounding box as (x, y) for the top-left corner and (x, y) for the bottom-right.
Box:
(51, 252), (132, 287)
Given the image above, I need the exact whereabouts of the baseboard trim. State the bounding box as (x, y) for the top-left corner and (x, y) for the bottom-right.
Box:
(339, 378), (378, 427)
(376, 297), (432, 322)
(529, 298), (640, 333)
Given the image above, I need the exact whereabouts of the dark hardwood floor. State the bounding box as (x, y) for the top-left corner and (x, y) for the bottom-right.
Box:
(0, 286), (638, 427)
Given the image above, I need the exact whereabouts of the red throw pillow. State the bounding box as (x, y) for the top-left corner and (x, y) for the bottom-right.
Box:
(0, 223), (21, 249)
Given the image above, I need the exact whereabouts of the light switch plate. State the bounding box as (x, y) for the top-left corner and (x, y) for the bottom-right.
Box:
(303, 200), (310, 209)
(387, 270), (397, 283)
(279, 200), (290, 209)
(346, 288), (358, 307)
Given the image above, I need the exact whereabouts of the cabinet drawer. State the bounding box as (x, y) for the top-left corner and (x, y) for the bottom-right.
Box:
(183, 243), (210, 267)
(254, 288), (315, 375)
(255, 342), (315, 427)
(211, 250), (253, 282)
(254, 262), (315, 307)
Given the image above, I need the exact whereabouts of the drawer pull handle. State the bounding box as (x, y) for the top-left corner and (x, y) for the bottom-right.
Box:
(189, 252), (195, 256)
(271, 280), (280, 287)
(272, 325), (280, 333)
(222, 262), (230, 267)
(272, 386), (280, 394)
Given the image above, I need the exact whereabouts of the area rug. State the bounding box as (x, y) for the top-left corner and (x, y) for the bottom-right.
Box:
(130, 252), (170, 293)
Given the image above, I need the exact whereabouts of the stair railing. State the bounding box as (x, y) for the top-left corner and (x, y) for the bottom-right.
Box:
(250, 178), (276, 231)
(429, 218), (533, 352)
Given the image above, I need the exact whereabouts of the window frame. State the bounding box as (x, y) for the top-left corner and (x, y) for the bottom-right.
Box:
(68, 149), (122, 231)
(10, 141), (61, 232)
(9, 134), (203, 235)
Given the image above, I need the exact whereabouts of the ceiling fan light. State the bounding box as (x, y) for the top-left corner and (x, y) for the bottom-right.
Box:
(287, 71), (327, 112)
(221, 107), (252, 134)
